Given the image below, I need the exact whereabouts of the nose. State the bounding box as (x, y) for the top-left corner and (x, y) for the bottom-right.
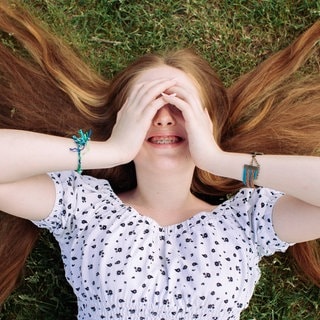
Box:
(153, 105), (176, 127)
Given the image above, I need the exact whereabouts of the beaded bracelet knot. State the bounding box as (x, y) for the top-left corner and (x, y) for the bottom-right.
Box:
(242, 152), (263, 188)
(70, 129), (92, 174)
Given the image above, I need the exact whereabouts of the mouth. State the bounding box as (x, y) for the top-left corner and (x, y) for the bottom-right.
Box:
(147, 135), (184, 145)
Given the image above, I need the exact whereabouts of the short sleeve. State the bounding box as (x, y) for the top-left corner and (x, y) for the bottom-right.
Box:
(31, 171), (113, 239)
(230, 187), (294, 257)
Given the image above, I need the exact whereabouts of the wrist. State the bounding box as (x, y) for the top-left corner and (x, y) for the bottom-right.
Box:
(209, 150), (250, 183)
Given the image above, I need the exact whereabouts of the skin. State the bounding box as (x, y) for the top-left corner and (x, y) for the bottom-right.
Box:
(118, 66), (216, 226)
(0, 65), (320, 244)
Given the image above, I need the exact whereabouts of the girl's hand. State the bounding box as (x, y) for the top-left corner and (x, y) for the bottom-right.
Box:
(107, 79), (177, 164)
(161, 85), (222, 171)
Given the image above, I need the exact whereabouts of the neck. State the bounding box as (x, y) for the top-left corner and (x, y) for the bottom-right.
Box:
(136, 166), (194, 209)
(119, 164), (213, 226)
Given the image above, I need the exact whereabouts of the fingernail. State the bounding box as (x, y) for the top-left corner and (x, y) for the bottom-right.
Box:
(161, 92), (177, 97)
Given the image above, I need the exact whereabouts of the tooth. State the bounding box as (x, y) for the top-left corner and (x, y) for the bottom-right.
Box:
(150, 136), (179, 144)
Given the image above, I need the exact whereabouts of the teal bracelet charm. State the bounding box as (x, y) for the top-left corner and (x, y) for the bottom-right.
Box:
(242, 152), (263, 188)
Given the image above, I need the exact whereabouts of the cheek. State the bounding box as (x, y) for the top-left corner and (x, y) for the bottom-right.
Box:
(132, 143), (149, 163)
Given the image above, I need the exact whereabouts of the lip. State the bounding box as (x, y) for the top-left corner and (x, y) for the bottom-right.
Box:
(146, 134), (185, 147)
(148, 135), (183, 144)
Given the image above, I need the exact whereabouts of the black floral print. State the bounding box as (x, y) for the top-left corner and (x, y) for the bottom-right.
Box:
(32, 171), (292, 320)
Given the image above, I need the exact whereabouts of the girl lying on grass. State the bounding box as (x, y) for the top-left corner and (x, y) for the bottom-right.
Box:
(0, 2), (319, 319)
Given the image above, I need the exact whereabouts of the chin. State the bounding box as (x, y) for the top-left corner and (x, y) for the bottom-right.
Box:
(135, 153), (194, 173)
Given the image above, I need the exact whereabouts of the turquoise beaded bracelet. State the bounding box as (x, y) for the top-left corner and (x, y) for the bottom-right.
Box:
(70, 129), (92, 174)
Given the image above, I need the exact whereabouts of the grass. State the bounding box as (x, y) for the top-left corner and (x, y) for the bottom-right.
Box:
(1, 0), (320, 319)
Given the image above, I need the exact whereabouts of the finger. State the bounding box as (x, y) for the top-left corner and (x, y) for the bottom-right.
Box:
(162, 88), (202, 119)
(161, 94), (208, 132)
(204, 108), (214, 131)
(160, 94), (193, 117)
(160, 92), (177, 98)
(139, 79), (177, 104)
(128, 78), (174, 102)
(128, 79), (177, 112)
(141, 96), (168, 120)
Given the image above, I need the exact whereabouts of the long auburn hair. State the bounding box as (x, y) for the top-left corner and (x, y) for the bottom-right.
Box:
(0, 1), (319, 304)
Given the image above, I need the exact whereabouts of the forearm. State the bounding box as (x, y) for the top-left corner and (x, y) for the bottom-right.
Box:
(212, 151), (320, 207)
(0, 129), (122, 182)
